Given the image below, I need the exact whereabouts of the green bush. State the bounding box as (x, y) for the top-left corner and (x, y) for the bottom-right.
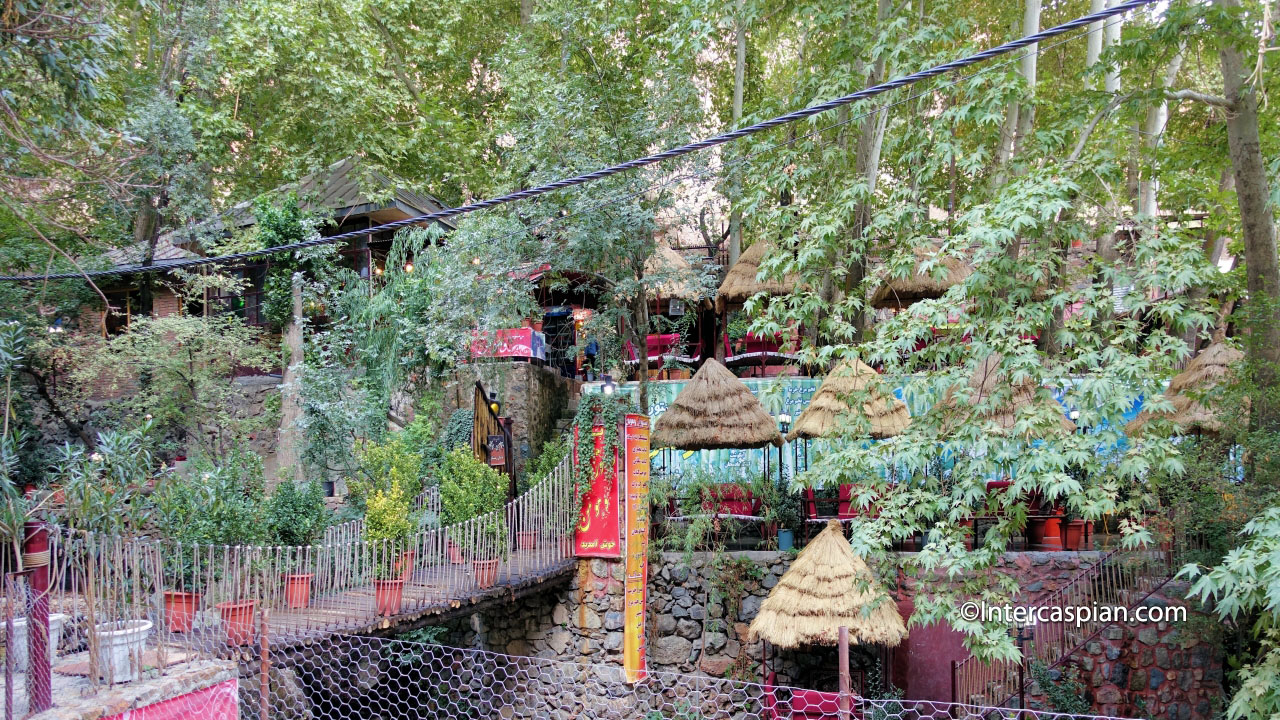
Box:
(439, 448), (507, 527)
(364, 478), (413, 579)
(441, 409), (473, 450)
(267, 481), (331, 546)
(520, 435), (568, 494)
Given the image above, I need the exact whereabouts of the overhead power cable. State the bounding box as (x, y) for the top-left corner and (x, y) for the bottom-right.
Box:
(0, 0), (1157, 283)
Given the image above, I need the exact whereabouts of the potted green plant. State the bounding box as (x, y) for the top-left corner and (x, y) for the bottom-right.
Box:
(439, 448), (508, 573)
(266, 480), (332, 609)
(151, 476), (210, 632)
(467, 515), (509, 589)
(365, 479), (413, 616)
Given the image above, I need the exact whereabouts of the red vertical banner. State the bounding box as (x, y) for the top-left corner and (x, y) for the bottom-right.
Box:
(574, 423), (621, 558)
(623, 414), (650, 683)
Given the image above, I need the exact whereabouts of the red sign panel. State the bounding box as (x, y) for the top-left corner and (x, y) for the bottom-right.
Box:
(574, 423), (621, 558)
(469, 327), (547, 360)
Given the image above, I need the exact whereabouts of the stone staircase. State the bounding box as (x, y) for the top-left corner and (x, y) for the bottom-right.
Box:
(952, 541), (1192, 708)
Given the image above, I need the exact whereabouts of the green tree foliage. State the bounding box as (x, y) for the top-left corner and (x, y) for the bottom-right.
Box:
(266, 481), (332, 546)
(438, 448), (506, 527)
(72, 313), (276, 457)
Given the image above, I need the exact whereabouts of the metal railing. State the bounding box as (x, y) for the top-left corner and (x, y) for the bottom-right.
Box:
(321, 485), (442, 545)
(5, 452), (577, 698)
(952, 536), (1191, 707)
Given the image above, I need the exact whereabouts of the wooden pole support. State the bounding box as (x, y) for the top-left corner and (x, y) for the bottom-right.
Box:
(839, 625), (851, 720)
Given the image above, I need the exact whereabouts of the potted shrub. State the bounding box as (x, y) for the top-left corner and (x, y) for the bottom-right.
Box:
(188, 460), (271, 646)
(439, 448), (508, 569)
(1059, 505), (1090, 551)
(152, 475), (210, 632)
(266, 480), (332, 609)
(466, 515), (509, 589)
(365, 480), (413, 616)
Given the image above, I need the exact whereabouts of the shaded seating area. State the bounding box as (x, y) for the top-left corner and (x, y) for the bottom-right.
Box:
(749, 519), (908, 719)
(786, 359), (910, 537)
(716, 242), (805, 376)
(651, 359), (783, 525)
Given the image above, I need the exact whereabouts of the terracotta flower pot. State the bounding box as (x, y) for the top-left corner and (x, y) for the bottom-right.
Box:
(532, 320), (544, 332)
(396, 550), (417, 582)
(1026, 517), (1047, 547)
(1062, 519), (1088, 551)
(959, 518), (974, 550)
(1041, 517), (1063, 550)
(373, 578), (405, 616)
(473, 558), (500, 589)
(216, 600), (256, 646)
(51, 486), (66, 504)
(283, 573), (314, 609)
(561, 536), (575, 557)
(516, 531), (537, 550)
(447, 541), (465, 565)
(163, 590), (201, 633)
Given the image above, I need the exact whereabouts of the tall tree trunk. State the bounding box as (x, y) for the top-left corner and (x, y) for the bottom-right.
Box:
(1216, 0), (1280, 434)
(727, 0), (747, 268)
(1139, 51), (1185, 217)
(839, 0), (892, 346)
(1086, 0), (1107, 74)
(1103, 0), (1123, 94)
(274, 273), (305, 487)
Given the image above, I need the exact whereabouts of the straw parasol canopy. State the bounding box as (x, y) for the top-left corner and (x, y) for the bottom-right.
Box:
(944, 353), (1075, 434)
(786, 359), (910, 441)
(644, 242), (706, 304)
(749, 519), (907, 649)
(1126, 342), (1244, 435)
(650, 359), (783, 449)
(715, 241), (797, 313)
(870, 246), (972, 309)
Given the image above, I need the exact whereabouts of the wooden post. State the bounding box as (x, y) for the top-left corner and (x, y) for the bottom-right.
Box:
(839, 626), (851, 720)
(259, 608), (270, 720)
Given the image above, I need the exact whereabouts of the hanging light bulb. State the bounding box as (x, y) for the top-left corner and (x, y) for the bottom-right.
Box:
(374, 266), (384, 276)
(404, 262), (414, 273)
(472, 257), (482, 265)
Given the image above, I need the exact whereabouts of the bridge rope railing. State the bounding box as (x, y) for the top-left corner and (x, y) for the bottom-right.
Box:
(22, 451), (578, 687)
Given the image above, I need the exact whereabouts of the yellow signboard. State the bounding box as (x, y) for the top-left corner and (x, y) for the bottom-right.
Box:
(623, 414), (650, 683)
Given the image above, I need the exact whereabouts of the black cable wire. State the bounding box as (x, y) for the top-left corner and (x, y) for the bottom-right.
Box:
(0, 0), (1156, 283)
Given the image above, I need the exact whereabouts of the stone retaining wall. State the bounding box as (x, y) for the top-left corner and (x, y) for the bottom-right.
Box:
(411, 552), (1224, 720)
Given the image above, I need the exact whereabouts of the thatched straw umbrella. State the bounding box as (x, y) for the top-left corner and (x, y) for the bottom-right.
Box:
(870, 246), (972, 310)
(715, 241), (797, 314)
(651, 359), (783, 449)
(644, 242), (706, 305)
(1126, 342), (1244, 435)
(786, 359), (910, 442)
(944, 353), (1075, 434)
(750, 519), (907, 648)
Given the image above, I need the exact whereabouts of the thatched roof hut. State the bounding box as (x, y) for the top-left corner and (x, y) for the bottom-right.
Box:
(786, 359), (910, 441)
(870, 246), (972, 309)
(944, 353), (1075, 434)
(1126, 342), (1244, 435)
(644, 242), (706, 303)
(651, 359), (783, 449)
(749, 519), (907, 649)
(715, 241), (797, 313)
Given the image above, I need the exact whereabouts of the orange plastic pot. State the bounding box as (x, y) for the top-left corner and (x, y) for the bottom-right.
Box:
(473, 558), (500, 589)
(1062, 519), (1088, 550)
(1041, 517), (1063, 550)
(396, 550), (417, 582)
(373, 578), (404, 616)
(283, 573), (313, 609)
(447, 541), (465, 565)
(216, 600), (256, 646)
(516, 531), (537, 550)
(163, 590), (200, 633)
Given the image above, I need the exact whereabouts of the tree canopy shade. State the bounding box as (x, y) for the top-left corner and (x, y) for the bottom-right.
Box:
(2, 0), (1279, 715)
